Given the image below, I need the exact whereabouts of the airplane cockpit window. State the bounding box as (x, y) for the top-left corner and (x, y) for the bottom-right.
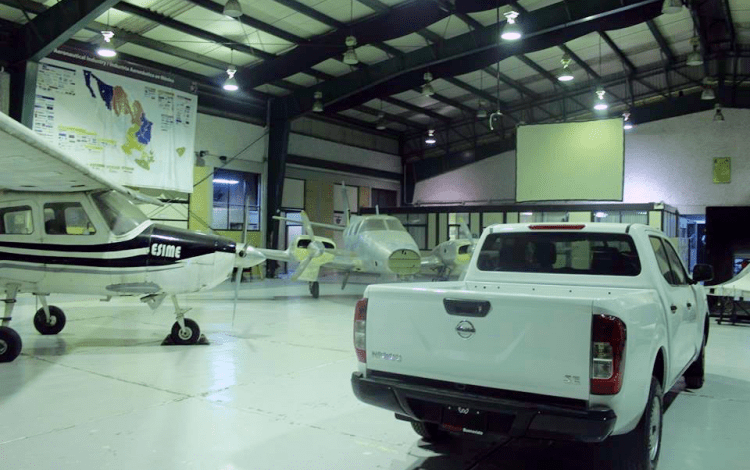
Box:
(0, 206), (34, 235)
(44, 203), (96, 236)
(360, 219), (388, 232)
(385, 218), (407, 232)
(92, 191), (149, 236)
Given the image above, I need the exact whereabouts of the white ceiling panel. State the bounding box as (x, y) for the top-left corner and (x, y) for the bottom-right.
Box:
(284, 73), (319, 87)
(208, 46), (260, 67)
(354, 45), (390, 65)
(520, 0), (563, 12)
(653, 8), (694, 36)
(729, 0), (750, 22)
(272, 12), (332, 38)
(466, 6), (515, 27)
(299, 0), (374, 23)
(628, 48), (667, 69)
(116, 42), (193, 67)
(94, 9), (132, 27)
(604, 22), (652, 51)
(142, 25), (221, 55)
(0, 4), (28, 23)
(255, 83), (290, 96)
(311, 58), (354, 76)
(525, 46), (566, 66)
(105, 13), (158, 35)
(498, 56), (535, 81)
(426, 16), (473, 40)
(435, 86), (472, 99)
(383, 32), (428, 53)
(174, 59), (224, 76)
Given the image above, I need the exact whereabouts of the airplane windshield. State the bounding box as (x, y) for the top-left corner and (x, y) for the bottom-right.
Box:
(92, 191), (149, 236)
(360, 219), (387, 232)
(386, 219), (406, 232)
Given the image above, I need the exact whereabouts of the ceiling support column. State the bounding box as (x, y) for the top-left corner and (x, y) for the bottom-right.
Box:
(265, 101), (290, 277)
(8, 60), (38, 128)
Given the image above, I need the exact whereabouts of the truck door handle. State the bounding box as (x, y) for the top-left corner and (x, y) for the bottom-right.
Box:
(670, 305), (678, 313)
(444, 299), (491, 317)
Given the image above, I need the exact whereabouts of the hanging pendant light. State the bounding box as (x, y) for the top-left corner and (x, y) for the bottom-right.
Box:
(97, 31), (117, 57)
(713, 104), (725, 122)
(422, 72), (435, 96)
(425, 129), (436, 145)
(686, 37), (703, 66)
(375, 113), (386, 130)
(661, 0), (683, 14)
(557, 54), (574, 82)
(223, 66), (239, 91)
(501, 11), (522, 41)
(594, 86), (609, 111)
(223, 0), (242, 18)
(476, 100), (488, 119)
(343, 36), (359, 65)
(312, 91), (324, 112)
(623, 112), (634, 130)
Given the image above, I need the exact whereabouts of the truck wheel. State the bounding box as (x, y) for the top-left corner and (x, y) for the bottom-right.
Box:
(410, 421), (446, 442)
(606, 377), (663, 470)
(685, 342), (706, 389)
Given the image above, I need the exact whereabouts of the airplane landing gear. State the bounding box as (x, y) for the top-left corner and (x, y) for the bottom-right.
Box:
(33, 297), (66, 335)
(162, 295), (206, 346)
(309, 281), (320, 299)
(0, 326), (21, 363)
(1, 284), (21, 362)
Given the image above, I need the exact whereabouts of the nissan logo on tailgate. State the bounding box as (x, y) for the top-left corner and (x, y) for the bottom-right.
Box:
(456, 321), (476, 339)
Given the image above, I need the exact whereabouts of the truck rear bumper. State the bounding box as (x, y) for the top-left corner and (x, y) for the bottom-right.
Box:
(351, 372), (616, 443)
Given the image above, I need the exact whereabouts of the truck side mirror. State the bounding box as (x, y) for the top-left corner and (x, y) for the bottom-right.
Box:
(692, 264), (714, 283)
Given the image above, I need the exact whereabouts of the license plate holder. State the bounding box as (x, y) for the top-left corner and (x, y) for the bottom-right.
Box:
(441, 405), (487, 435)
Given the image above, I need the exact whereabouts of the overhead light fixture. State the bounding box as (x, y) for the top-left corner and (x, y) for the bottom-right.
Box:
(96, 31), (117, 58)
(594, 86), (608, 111)
(223, 0), (242, 18)
(623, 112), (634, 130)
(713, 103), (724, 122)
(557, 54), (574, 82)
(701, 87), (716, 100)
(501, 11), (522, 41)
(375, 113), (386, 130)
(686, 37), (703, 66)
(422, 72), (435, 96)
(595, 211), (608, 218)
(661, 0), (683, 14)
(213, 178), (239, 184)
(343, 36), (359, 65)
(223, 66), (239, 91)
(312, 91), (324, 113)
(425, 129), (436, 145)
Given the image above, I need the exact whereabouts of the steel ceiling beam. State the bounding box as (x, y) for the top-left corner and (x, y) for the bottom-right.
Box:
(382, 97), (450, 122)
(2, 0), (120, 63)
(355, 105), (428, 130)
(272, 0), (663, 119)
(646, 19), (676, 66)
(599, 31), (636, 73)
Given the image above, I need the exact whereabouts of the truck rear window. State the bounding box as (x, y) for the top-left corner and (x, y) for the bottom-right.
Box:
(477, 232), (641, 276)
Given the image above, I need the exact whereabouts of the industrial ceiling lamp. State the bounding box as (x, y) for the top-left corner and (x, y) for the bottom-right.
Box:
(557, 54), (574, 82)
(476, 100), (488, 119)
(501, 11), (522, 41)
(375, 113), (386, 130)
(223, 0), (242, 18)
(686, 37), (703, 66)
(701, 87), (716, 100)
(343, 36), (359, 65)
(713, 103), (724, 122)
(96, 31), (117, 57)
(661, 0), (683, 14)
(594, 86), (608, 111)
(422, 72), (435, 96)
(623, 112), (634, 130)
(425, 129), (436, 145)
(223, 66), (239, 91)
(312, 91), (324, 112)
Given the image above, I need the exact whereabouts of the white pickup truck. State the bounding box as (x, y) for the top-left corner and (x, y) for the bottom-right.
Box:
(351, 223), (713, 470)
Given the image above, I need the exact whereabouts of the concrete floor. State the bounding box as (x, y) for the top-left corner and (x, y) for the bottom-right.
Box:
(1, 278), (749, 470)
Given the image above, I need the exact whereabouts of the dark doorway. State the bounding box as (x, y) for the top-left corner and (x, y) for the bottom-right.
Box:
(705, 206), (750, 284)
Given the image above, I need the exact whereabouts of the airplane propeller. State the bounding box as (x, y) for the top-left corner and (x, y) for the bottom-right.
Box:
(459, 218), (476, 253)
(291, 211), (326, 281)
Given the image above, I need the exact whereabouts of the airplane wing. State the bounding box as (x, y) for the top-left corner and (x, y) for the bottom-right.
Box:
(708, 265), (750, 297)
(0, 112), (161, 205)
(320, 250), (362, 271)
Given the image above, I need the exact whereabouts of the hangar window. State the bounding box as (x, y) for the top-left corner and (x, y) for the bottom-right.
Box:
(0, 206), (34, 235)
(44, 203), (96, 235)
(395, 213), (427, 250)
(212, 169), (260, 231)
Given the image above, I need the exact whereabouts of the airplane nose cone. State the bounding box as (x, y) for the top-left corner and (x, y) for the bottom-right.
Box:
(236, 244), (266, 268)
(388, 249), (420, 275)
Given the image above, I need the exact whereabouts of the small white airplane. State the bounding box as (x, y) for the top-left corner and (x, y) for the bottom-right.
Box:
(260, 188), (476, 296)
(0, 112), (265, 362)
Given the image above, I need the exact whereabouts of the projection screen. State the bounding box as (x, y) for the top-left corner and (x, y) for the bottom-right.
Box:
(516, 119), (624, 202)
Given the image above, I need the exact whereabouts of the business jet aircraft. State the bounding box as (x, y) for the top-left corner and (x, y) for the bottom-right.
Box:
(261, 191), (476, 296)
(0, 112), (265, 363)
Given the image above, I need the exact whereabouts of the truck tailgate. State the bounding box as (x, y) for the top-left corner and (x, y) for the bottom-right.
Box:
(365, 283), (594, 400)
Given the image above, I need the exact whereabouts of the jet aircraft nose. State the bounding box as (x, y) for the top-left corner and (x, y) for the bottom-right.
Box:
(388, 248), (421, 275)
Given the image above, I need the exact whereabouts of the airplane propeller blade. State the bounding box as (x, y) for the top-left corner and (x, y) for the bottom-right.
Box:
(291, 253), (315, 281)
(459, 218), (476, 252)
(301, 211), (315, 239)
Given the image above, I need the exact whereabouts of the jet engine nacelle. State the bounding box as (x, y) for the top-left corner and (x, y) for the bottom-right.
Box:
(431, 239), (473, 270)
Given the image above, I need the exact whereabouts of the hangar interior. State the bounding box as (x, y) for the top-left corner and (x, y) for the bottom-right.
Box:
(1, 0), (750, 468)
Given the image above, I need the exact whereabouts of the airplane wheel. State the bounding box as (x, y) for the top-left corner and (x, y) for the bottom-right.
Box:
(309, 281), (320, 299)
(170, 318), (200, 345)
(33, 306), (66, 335)
(0, 326), (22, 363)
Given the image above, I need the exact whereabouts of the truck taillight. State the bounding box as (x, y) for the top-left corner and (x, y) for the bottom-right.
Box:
(591, 314), (626, 395)
(354, 298), (368, 363)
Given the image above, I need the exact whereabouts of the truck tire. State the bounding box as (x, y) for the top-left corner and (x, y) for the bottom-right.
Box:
(605, 377), (663, 470)
(685, 321), (708, 390)
(410, 421), (446, 442)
